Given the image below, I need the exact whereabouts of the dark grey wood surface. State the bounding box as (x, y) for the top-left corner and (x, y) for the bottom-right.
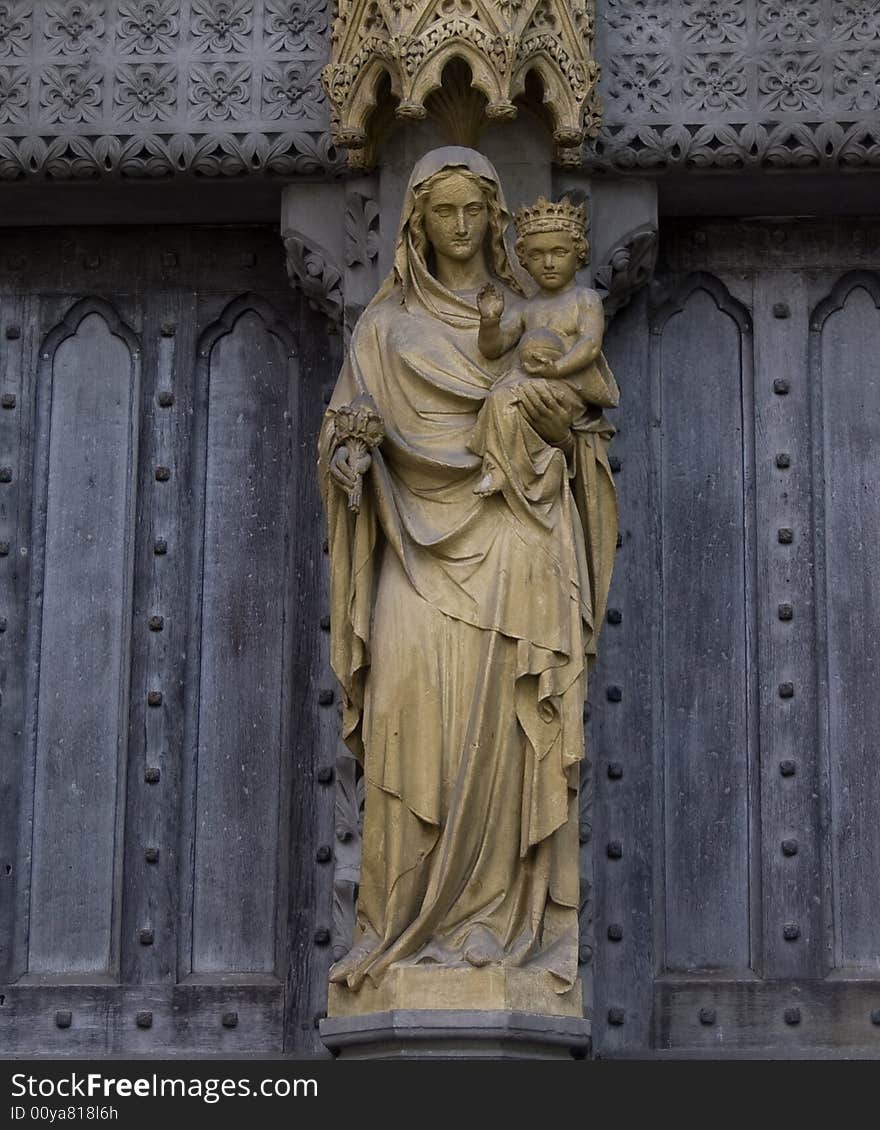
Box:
(590, 290), (656, 1053)
(121, 287), (198, 990)
(28, 306), (139, 976)
(655, 279), (753, 973)
(1, 292), (36, 986)
(592, 219), (880, 1056)
(816, 274), (880, 971)
(188, 300), (296, 976)
(0, 226), (335, 1055)
(753, 269), (823, 981)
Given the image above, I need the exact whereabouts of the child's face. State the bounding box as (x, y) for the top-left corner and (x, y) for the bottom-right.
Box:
(519, 230), (579, 291)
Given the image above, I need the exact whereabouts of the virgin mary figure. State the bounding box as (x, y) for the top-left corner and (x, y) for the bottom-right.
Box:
(319, 147), (618, 1016)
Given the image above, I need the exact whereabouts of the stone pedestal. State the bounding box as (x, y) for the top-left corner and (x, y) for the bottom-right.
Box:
(320, 967), (590, 1059)
(329, 966), (583, 1016)
(320, 1010), (590, 1060)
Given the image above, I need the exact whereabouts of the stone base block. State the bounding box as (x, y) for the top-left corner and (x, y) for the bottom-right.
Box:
(319, 1009), (591, 1060)
(328, 966), (583, 1018)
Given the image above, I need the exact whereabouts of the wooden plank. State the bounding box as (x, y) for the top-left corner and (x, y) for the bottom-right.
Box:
(189, 295), (296, 975)
(15, 293), (70, 981)
(816, 273), (880, 970)
(121, 284), (199, 986)
(2, 227), (327, 1056)
(589, 290), (656, 1054)
(0, 227), (291, 301)
(0, 981), (283, 1057)
(752, 269), (824, 979)
(28, 303), (139, 975)
(284, 295), (341, 1056)
(655, 978), (880, 1054)
(655, 278), (752, 973)
(0, 290), (36, 983)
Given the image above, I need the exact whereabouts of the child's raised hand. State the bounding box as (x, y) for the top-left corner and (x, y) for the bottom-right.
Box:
(477, 283), (505, 323)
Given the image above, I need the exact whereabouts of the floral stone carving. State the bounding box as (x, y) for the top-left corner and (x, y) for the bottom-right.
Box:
(590, 0), (880, 172)
(0, 0), (340, 181)
(321, 0), (601, 167)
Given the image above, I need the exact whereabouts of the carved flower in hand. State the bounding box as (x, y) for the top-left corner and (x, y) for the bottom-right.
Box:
(333, 401), (385, 448)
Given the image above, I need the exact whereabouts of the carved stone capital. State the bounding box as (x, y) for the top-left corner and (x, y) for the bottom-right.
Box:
(594, 223), (658, 320)
(586, 177), (658, 320)
(322, 0), (601, 167)
(281, 179), (382, 335)
(283, 232), (344, 326)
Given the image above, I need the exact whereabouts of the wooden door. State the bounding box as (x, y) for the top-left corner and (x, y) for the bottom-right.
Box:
(590, 218), (880, 1057)
(0, 226), (337, 1055)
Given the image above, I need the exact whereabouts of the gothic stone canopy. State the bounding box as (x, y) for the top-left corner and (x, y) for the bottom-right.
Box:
(321, 0), (601, 166)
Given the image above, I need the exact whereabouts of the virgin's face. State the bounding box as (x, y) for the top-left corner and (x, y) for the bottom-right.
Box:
(423, 174), (490, 262)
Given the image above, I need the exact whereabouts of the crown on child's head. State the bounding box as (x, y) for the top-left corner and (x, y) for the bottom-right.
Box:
(513, 196), (587, 240)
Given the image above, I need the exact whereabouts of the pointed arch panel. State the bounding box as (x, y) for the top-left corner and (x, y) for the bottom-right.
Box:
(28, 301), (141, 975)
(186, 295), (298, 976)
(652, 273), (756, 974)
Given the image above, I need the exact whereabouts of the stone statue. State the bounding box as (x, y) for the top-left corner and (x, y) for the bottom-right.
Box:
(471, 195), (618, 501)
(318, 147), (618, 1019)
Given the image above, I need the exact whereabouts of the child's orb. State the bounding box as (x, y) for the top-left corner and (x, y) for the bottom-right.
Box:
(519, 328), (566, 373)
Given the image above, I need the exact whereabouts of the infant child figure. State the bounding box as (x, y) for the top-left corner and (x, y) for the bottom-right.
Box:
(470, 195), (617, 501)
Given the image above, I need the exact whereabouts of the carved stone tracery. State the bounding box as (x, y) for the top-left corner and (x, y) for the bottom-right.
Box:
(0, 1), (876, 180)
(590, 0), (880, 171)
(321, 0), (601, 166)
(0, 0), (341, 180)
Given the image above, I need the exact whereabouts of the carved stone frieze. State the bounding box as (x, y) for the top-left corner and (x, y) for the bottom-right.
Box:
(321, 0), (601, 167)
(0, 0), (877, 179)
(589, 0), (880, 171)
(0, 0), (342, 179)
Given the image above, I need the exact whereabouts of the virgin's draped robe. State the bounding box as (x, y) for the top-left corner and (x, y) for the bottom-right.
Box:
(319, 148), (618, 1004)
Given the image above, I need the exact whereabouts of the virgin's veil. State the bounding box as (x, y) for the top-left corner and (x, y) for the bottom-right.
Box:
(370, 145), (528, 326)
